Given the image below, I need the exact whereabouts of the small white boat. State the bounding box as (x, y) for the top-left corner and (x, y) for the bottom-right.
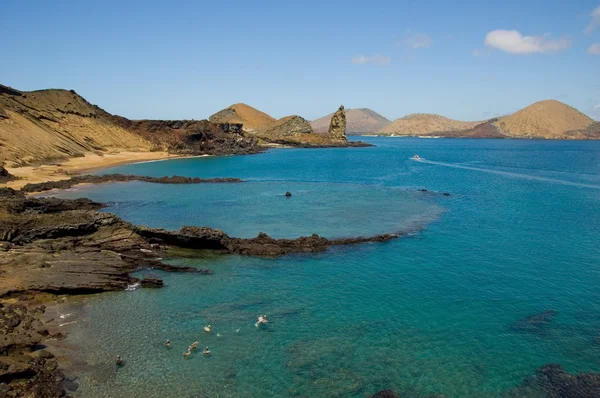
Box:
(412, 155), (421, 160)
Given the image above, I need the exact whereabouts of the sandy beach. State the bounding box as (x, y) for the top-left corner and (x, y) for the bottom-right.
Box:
(1, 151), (182, 190)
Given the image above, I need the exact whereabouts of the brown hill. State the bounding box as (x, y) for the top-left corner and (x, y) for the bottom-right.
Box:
(0, 85), (152, 165)
(494, 100), (595, 139)
(209, 103), (275, 131)
(311, 108), (390, 135)
(379, 113), (480, 136)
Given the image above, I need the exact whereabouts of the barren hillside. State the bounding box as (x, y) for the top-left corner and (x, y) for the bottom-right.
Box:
(0, 85), (152, 165)
(379, 113), (480, 136)
(494, 100), (595, 138)
(208, 103), (275, 131)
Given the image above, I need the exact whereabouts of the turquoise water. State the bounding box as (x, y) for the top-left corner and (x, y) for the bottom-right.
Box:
(55, 138), (600, 397)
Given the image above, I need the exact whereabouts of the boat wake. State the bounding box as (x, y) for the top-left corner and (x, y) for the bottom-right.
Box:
(416, 159), (600, 190)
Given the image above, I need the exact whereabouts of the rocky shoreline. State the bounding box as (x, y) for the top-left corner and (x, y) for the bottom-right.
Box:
(20, 174), (243, 193)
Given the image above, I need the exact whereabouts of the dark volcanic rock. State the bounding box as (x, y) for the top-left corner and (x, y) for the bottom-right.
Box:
(0, 164), (17, 184)
(0, 304), (68, 397)
(510, 309), (558, 334)
(111, 117), (264, 156)
(140, 278), (164, 288)
(21, 174), (243, 193)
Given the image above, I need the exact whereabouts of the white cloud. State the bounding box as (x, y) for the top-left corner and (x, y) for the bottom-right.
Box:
(588, 43), (600, 54)
(585, 6), (600, 34)
(484, 30), (570, 54)
(351, 55), (391, 65)
(400, 30), (433, 49)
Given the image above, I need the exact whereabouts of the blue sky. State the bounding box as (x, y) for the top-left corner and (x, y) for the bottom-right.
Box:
(2, 0), (599, 121)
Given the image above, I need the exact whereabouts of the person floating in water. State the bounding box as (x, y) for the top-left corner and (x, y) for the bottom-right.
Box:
(203, 346), (211, 356)
(116, 355), (124, 366)
(256, 314), (268, 327)
(164, 339), (171, 348)
(204, 325), (212, 333)
(191, 341), (199, 349)
(183, 349), (192, 358)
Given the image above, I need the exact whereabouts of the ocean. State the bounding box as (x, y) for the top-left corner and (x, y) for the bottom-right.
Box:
(53, 137), (600, 397)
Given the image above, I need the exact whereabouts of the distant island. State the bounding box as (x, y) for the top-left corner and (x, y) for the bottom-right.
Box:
(310, 100), (599, 139)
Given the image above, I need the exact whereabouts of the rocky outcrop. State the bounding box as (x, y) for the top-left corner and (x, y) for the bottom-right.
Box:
(327, 105), (347, 140)
(0, 165), (16, 184)
(0, 191), (210, 297)
(0, 304), (69, 397)
(311, 108), (390, 135)
(256, 116), (313, 138)
(111, 118), (263, 156)
(0, 183), (414, 297)
(136, 227), (402, 257)
(254, 114), (370, 148)
(20, 174), (243, 193)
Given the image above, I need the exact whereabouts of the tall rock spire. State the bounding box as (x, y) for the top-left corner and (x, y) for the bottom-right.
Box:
(327, 105), (347, 140)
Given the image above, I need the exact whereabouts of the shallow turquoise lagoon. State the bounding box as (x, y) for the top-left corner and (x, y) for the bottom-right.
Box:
(55, 138), (600, 397)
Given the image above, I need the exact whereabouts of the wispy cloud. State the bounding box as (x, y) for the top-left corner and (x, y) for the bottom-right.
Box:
(588, 43), (600, 54)
(351, 55), (391, 65)
(399, 30), (433, 49)
(484, 30), (570, 54)
(585, 6), (600, 34)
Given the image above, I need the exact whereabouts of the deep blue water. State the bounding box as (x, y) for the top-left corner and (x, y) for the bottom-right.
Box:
(54, 138), (600, 397)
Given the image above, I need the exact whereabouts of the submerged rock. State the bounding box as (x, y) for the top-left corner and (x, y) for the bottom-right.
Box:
(511, 364), (600, 397)
(328, 105), (347, 140)
(285, 191), (292, 197)
(509, 309), (558, 334)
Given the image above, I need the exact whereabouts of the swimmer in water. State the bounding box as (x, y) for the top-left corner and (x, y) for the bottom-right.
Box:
(203, 346), (211, 356)
(164, 339), (171, 348)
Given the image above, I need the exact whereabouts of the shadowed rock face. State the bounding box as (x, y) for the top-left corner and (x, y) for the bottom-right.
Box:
(328, 105), (347, 140)
(0, 165), (16, 183)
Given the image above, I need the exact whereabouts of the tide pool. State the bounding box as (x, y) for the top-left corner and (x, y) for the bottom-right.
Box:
(55, 138), (600, 397)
